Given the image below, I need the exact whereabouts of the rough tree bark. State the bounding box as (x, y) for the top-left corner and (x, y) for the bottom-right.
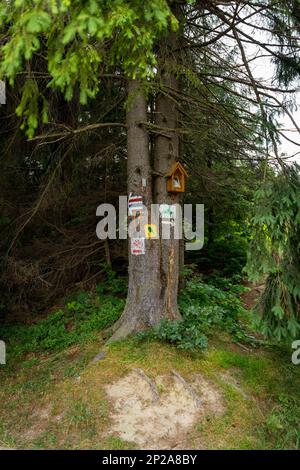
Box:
(110, 6), (183, 340)
(153, 12), (182, 320)
(109, 80), (163, 340)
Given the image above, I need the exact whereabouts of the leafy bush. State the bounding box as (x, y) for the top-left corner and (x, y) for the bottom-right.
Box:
(179, 277), (253, 340)
(138, 276), (254, 351)
(139, 317), (208, 351)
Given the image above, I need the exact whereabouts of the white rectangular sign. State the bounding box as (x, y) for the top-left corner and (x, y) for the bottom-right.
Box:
(131, 238), (145, 255)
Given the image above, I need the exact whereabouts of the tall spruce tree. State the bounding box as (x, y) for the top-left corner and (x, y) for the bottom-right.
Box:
(0, 0), (299, 337)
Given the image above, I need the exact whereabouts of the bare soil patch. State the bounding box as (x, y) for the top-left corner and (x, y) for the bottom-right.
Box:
(105, 369), (224, 449)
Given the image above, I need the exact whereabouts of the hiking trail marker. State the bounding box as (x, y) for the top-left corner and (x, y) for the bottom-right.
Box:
(144, 224), (158, 239)
(128, 193), (144, 216)
(131, 238), (145, 255)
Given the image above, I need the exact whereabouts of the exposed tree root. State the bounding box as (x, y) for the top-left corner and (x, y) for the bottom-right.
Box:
(172, 370), (202, 408)
(132, 368), (160, 404)
(105, 317), (142, 343)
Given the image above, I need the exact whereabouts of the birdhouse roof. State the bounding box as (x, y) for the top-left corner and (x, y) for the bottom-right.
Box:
(165, 162), (188, 178)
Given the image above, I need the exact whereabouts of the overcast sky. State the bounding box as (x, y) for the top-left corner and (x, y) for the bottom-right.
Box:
(251, 53), (300, 163)
(242, 21), (300, 164)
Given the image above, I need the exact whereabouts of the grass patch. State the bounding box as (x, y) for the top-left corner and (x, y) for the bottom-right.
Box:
(1, 276), (300, 449)
(1, 336), (300, 449)
(0, 290), (124, 366)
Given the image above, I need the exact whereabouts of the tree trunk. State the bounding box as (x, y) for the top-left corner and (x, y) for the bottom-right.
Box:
(153, 21), (182, 320)
(110, 8), (183, 340)
(109, 80), (163, 341)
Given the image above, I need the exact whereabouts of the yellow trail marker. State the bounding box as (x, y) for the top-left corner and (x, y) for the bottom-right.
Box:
(144, 224), (158, 239)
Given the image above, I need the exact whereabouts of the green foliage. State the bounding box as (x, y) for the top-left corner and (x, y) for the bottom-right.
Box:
(179, 276), (254, 342)
(96, 264), (127, 296)
(0, 290), (124, 360)
(138, 274), (255, 351)
(139, 317), (208, 352)
(190, 234), (249, 277)
(0, 0), (176, 136)
(245, 164), (300, 342)
(186, 155), (257, 279)
(15, 79), (48, 138)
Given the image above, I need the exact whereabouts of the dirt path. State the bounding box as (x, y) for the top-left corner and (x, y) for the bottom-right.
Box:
(241, 281), (264, 310)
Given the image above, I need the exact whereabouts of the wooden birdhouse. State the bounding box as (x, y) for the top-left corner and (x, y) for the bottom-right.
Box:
(166, 162), (188, 193)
